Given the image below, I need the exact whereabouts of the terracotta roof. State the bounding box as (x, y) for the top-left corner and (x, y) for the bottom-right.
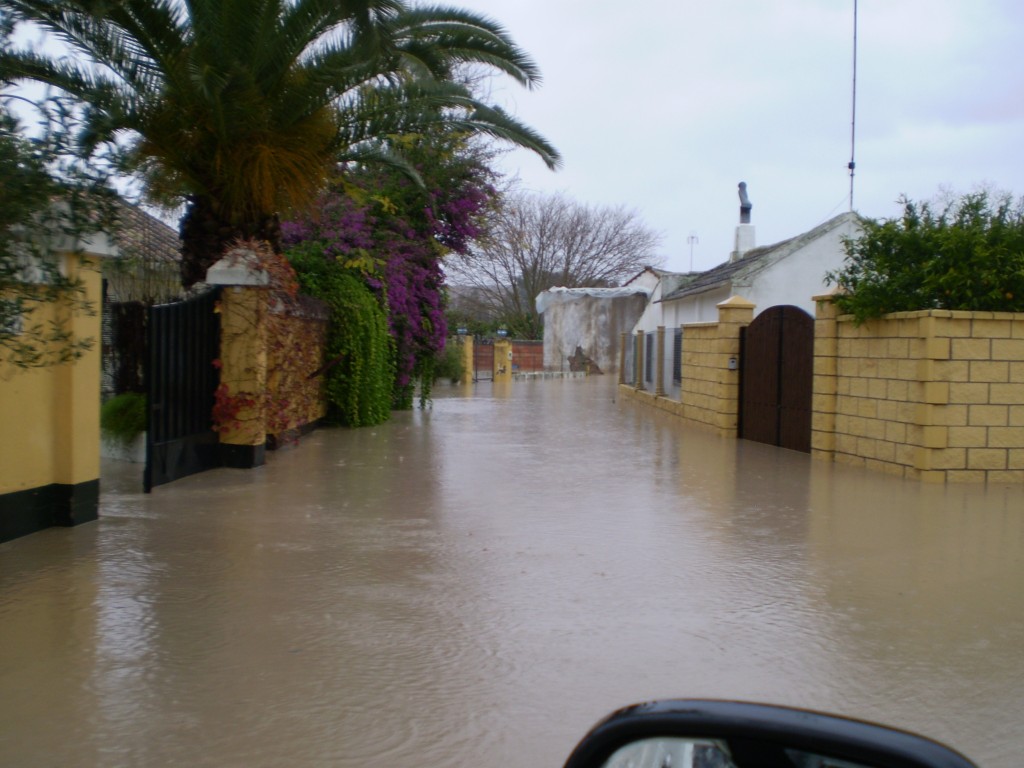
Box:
(111, 201), (181, 263)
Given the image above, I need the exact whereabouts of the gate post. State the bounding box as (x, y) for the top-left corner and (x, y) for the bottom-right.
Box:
(456, 335), (474, 385)
(714, 296), (755, 435)
(207, 255), (270, 468)
(493, 338), (513, 382)
(811, 292), (839, 460)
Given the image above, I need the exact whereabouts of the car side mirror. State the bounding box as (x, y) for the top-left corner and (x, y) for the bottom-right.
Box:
(562, 700), (976, 768)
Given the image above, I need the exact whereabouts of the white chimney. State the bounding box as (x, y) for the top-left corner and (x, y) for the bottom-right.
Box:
(731, 181), (755, 261)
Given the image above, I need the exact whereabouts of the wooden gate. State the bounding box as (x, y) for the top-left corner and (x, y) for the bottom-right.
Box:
(145, 289), (222, 492)
(739, 305), (814, 453)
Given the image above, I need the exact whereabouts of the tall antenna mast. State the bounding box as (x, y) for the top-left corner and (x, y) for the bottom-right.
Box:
(848, 0), (858, 211)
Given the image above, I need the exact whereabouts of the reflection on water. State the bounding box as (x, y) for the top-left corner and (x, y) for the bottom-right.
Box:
(1, 377), (1021, 767)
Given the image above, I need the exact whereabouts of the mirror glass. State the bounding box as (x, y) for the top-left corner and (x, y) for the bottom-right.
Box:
(601, 739), (876, 768)
(602, 738), (736, 768)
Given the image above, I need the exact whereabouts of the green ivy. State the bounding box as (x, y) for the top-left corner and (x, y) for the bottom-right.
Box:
(288, 242), (394, 427)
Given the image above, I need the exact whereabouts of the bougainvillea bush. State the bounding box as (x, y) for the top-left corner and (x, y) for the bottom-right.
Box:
(283, 135), (496, 411)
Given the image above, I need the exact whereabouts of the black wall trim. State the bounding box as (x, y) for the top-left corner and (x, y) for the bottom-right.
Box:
(220, 443), (266, 469)
(0, 479), (100, 543)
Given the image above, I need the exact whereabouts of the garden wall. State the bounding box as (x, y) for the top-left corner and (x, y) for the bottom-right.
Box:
(0, 250), (112, 541)
(813, 300), (1024, 483)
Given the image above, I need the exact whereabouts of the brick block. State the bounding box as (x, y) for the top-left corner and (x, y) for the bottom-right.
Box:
(924, 337), (951, 359)
(989, 470), (1024, 483)
(1010, 362), (1024, 383)
(849, 378), (869, 397)
(1009, 449), (1024, 469)
(992, 339), (1024, 360)
(887, 380), (910, 401)
(972, 318), (1013, 338)
(887, 339), (911, 358)
(945, 470), (988, 484)
(952, 338), (991, 359)
(895, 443), (917, 467)
(865, 418), (887, 440)
(815, 356), (838, 376)
(857, 437), (879, 459)
(885, 421), (908, 443)
(814, 375), (837, 396)
(1011, 406), (1024, 427)
(921, 425), (948, 448)
(868, 379), (888, 399)
(922, 381), (949, 404)
(969, 405), (1009, 427)
(949, 382), (990, 405)
(967, 448), (1007, 470)
(988, 427), (1024, 448)
(969, 361), (1009, 383)
(990, 383), (1024, 405)
(932, 448), (966, 469)
(877, 400), (899, 421)
(947, 426), (987, 448)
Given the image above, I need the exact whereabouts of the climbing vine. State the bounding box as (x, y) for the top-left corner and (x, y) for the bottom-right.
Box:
(287, 241), (394, 427)
(211, 239), (327, 441)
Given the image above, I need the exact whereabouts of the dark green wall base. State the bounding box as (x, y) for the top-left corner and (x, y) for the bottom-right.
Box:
(0, 479), (100, 543)
(220, 443), (265, 469)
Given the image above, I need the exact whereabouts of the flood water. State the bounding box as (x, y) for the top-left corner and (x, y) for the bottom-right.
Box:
(2, 377), (1022, 767)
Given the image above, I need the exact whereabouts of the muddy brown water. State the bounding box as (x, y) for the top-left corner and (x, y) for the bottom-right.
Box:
(2, 377), (1022, 767)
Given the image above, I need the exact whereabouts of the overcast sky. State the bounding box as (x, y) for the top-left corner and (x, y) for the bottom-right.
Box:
(480, 0), (1024, 273)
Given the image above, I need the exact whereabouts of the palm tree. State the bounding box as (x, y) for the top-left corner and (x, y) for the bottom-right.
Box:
(0, 0), (560, 285)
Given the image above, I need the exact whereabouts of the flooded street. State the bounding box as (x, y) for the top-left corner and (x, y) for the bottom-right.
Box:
(2, 377), (1023, 767)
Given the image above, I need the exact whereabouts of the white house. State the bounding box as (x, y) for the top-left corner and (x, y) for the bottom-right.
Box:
(634, 210), (862, 335)
(629, 208), (863, 396)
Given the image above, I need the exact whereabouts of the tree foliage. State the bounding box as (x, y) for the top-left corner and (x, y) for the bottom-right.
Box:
(827, 192), (1024, 323)
(0, 90), (117, 369)
(1, 0), (560, 286)
(283, 132), (495, 408)
(446, 190), (663, 339)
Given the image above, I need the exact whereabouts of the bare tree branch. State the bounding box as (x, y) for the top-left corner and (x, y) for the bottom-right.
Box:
(446, 189), (662, 337)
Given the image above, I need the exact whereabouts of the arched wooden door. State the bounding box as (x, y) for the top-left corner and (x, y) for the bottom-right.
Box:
(739, 305), (814, 453)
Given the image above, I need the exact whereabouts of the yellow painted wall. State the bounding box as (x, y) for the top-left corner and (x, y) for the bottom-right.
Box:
(0, 253), (103, 494)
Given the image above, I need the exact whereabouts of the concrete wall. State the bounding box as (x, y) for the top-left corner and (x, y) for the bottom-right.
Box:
(542, 293), (648, 373)
(1, 252), (109, 541)
(813, 300), (1024, 483)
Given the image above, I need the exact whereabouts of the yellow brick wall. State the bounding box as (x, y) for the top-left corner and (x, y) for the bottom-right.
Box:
(621, 297), (751, 436)
(813, 302), (1024, 483)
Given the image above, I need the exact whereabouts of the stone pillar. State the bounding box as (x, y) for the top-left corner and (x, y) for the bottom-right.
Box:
(655, 325), (666, 396)
(493, 338), (513, 383)
(618, 332), (628, 385)
(457, 335), (474, 385)
(207, 252), (271, 468)
(714, 296), (755, 434)
(811, 293), (839, 461)
(634, 330), (645, 390)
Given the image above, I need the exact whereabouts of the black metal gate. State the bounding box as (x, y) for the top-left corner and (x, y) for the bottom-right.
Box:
(145, 289), (222, 492)
(739, 305), (814, 453)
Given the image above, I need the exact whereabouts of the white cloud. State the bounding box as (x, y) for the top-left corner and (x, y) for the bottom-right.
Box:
(481, 0), (1024, 273)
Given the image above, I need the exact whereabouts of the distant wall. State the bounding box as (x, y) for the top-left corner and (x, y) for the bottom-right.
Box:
(542, 293), (648, 373)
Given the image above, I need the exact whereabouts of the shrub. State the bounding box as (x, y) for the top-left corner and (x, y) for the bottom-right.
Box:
(433, 339), (465, 384)
(100, 392), (147, 444)
(827, 191), (1024, 323)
